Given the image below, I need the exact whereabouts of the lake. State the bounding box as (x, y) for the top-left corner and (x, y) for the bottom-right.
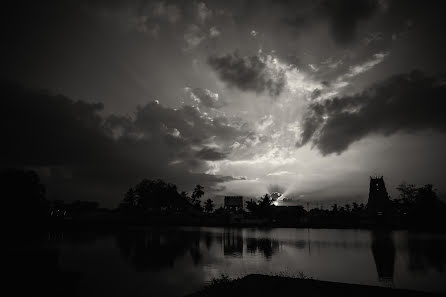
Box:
(10, 227), (446, 296)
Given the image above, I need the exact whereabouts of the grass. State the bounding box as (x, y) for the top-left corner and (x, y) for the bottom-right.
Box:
(207, 271), (312, 287)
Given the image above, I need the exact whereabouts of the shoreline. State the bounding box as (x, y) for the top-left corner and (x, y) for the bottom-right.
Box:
(185, 274), (441, 297)
(38, 218), (446, 233)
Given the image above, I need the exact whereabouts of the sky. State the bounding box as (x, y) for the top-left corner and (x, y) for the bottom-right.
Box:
(2, 0), (446, 207)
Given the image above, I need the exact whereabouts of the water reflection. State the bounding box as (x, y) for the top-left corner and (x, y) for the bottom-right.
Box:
(115, 228), (204, 271)
(371, 230), (395, 285)
(223, 229), (243, 257)
(246, 237), (280, 259)
(204, 231), (214, 250)
(6, 235), (81, 297)
(407, 235), (446, 273)
(17, 228), (446, 296)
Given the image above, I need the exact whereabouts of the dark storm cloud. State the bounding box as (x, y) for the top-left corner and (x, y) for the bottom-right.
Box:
(0, 82), (251, 206)
(132, 102), (247, 146)
(208, 51), (286, 97)
(283, 0), (378, 44)
(311, 88), (322, 100)
(298, 71), (446, 155)
(195, 148), (227, 161)
(321, 0), (378, 44)
(0, 82), (109, 167)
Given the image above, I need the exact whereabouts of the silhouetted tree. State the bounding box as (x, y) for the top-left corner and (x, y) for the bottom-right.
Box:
(393, 182), (417, 215)
(1, 169), (48, 224)
(213, 206), (226, 215)
(410, 184), (446, 227)
(204, 199), (214, 213)
(191, 184), (204, 211)
(121, 179), (189, 213)
(345, 204), (351, 213)
(258, 193), (273, 208)
(397, 183), (417, 202)
(246, 194), (274, 218)
(393, 182), (446, 228)
(246, 199), (257, 213)
(191, 185), (204, 201)
(180, 191), (189, 200)
(119, 187), (137, 211)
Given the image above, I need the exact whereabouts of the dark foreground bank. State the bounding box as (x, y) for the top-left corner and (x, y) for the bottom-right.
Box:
(186, 274), (440, 297)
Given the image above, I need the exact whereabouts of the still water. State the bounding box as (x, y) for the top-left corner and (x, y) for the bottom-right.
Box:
(15, 227), (446, 296)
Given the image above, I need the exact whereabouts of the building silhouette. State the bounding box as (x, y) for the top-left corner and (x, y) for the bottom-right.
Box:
(224, 196), (243, 211)
(367, 176), (391, 218)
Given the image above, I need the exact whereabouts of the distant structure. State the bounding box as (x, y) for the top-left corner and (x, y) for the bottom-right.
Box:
(367, 176), (390, 217)
(224, 196), (243, 211)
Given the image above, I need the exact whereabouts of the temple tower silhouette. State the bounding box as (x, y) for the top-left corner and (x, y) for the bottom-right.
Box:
(367, 176), (390, 217)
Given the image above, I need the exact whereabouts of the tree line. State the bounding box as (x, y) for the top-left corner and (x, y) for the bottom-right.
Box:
(118, 179), (215, 214)
(2, 168), (446, 229)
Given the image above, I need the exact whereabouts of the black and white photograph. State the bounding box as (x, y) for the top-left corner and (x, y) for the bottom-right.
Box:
(3, 1), (446, 296)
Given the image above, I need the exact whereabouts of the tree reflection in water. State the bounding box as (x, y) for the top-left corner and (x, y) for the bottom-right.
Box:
(407, 235), (446, 273)
(115, 228), (204, 271)
(18, 228), (445, 296)
(246, 237), (280, 259)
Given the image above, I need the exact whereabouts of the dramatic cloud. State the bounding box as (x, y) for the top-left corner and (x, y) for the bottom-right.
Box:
(185, 87), (225, 109)
(284, 0), (379, 44)
(345, 52), (388, 78)
(208, 51), (286, 97)
(310, 51), (389, 100)
(321, 0), (378, 44)
(298, 71), (446, 155)
(0, 82), (252, 206)
(5, 0), (446, 204)
(195, 148), (227, 161)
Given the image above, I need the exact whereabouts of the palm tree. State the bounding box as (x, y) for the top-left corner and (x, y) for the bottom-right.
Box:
(192, 184), (204, 198)
(191, 184), (205, 210)
(204, 199), (214, 213)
